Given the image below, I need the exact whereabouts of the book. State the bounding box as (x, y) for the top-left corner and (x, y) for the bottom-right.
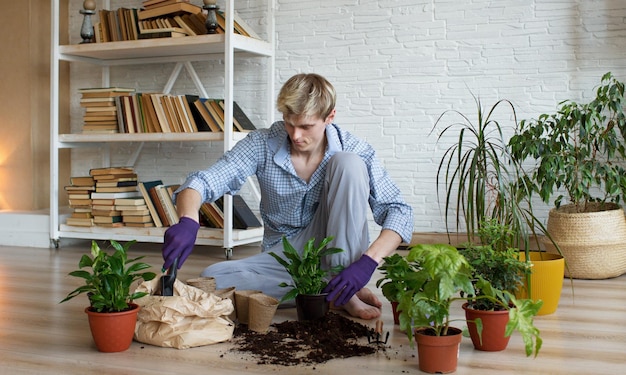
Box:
(232, 101), (256, 131)
(142, 0), (190, 9)
(66, 217), (94, 227)
(94, 186), (139, 193)
(116, 204), (149, 211)
(193, 98), (220, 132)
(138, 180), (164, 227)
(92, 173), (138, 181)
(121, 208), (151, 216)
(92, 199), (116, 206)
(123, 214), (153, 223)
(69, 199), (92, 207)
(148, 185), (170, 226)
(232, 195), (262, 228)
(93, 215), (124, 224)
(91, 209), (122, 216)
(206, 99), (226, 131)
(114, 198), (146, 206)
(216, 195), (262, 229)
(154, 184), (179, 226)
(89, 166), (135, 176)
(69, 176), (95, 186)
(96, 180), (138, 188)
(137, 2), (202, 21)
(200, 201), (224, 229)
(91, 191), (142, 199)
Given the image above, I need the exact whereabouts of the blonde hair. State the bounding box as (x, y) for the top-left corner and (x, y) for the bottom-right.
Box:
(276, 73), (336, 120)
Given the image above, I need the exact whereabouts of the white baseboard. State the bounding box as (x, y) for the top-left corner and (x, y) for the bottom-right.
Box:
(0, 210), (52, 248)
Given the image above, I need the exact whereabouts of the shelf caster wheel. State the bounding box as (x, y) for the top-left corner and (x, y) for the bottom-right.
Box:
(225, 248), (233, 260)
(52, 239), (60, 249)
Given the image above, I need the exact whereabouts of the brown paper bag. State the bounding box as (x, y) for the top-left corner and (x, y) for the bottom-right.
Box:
(133, 278), (235, 349)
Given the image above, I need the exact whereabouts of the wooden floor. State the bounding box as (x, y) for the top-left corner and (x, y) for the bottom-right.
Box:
(1, 240), (624, 374)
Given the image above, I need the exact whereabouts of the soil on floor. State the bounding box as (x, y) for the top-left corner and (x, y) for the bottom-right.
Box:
(230, 312), (387, 366)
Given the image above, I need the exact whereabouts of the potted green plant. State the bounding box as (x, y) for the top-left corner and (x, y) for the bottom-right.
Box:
(60, 240), (156, 352)
(510, 72), (626, 279)
(269, 236), (344, 321)
(459, 219), (540, 352)
(433, 94), (564, 315)
(375, 253), (418, 324)
(397, 243), (542, 373)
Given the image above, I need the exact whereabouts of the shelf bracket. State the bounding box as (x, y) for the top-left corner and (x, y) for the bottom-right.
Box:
(162, 61), (209, 99)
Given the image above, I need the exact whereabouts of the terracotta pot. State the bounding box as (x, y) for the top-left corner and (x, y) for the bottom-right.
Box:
(518, 251), (565, 315)
(391, 301), (400, 325)
(462, 302), (511, 351)
(295, 293), (329, 321)
(85, 303), (139, 353)
(414, 326), (462, 374)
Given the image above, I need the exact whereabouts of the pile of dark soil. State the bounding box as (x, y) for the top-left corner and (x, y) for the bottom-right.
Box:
(230, 312), (385, 366)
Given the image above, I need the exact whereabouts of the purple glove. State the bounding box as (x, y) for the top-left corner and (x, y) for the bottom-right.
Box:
(162, 216), (200, 270)
(323, 254), (378, 306)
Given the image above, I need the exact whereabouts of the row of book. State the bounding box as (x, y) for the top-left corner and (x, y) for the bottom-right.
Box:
(79, 87), (257, 134)
(64, 166), (262, 230)
(93, 1), (259, 43)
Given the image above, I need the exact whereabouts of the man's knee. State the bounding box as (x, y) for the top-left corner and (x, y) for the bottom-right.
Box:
(328, 152), (367, 179)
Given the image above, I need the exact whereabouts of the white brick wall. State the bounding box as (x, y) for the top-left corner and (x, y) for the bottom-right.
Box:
(67, 0), (626, 238)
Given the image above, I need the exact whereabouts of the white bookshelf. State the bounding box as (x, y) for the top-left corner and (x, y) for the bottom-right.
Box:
(50, 0), (274, 257)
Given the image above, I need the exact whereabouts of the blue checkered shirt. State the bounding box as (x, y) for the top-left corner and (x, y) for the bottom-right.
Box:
(175, 122), (413, 250)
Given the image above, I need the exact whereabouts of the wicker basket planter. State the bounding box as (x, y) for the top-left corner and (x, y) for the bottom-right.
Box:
(543, 203), (626, 279)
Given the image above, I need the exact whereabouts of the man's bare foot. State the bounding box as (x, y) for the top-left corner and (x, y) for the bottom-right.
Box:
(331, 288), (382, 320)
(356, 288), (382, 308)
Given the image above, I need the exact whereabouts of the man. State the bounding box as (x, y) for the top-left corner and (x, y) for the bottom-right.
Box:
(162, 73), (413, 320)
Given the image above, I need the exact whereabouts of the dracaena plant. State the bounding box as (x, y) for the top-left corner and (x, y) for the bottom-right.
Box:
(269, 236), (344, 303)
(60, 240), (156, 313)
(509, 72), (626, 213)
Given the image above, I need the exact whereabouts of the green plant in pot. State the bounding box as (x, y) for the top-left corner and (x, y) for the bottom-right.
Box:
(510, 72), (626, 279)
(433, 93), (563, 314)
(375, 253), (419, 325)
(459, 219), (542, 353)
(269, 236), (344, 321)
(60, 240), (156, 352)
(397, 243), (542, 373)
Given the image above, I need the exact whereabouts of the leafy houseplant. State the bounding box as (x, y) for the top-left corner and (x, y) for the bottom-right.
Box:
(511, 72), (626, 213)
(460, 219), (529, 311)
(375, 253), (419, 324)
(432, 93), (562, 310)
(510, 72), (626, 279)
(61, 240), (156, 352)
(459, 220), (541, 352)
(269, 236), (344, 320)
(61, 240), (157, 312)
(397, 243), (542, 372)
(433, 95), (542, 252)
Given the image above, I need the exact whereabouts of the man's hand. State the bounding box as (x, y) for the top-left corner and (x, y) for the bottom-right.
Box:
(162, 216), (200, 270)
(323, 254), (378, 306)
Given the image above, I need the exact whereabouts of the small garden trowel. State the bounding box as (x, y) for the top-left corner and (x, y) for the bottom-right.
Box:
(157, 257), (178, 296)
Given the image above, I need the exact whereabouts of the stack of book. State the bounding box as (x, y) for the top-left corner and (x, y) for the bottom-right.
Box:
(116, 197), (154, 227)
(64, 176), (96, 227)
(90, 167), (141, 227)
(92, 2), (260, 42)
(79, 87), (135, 133)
